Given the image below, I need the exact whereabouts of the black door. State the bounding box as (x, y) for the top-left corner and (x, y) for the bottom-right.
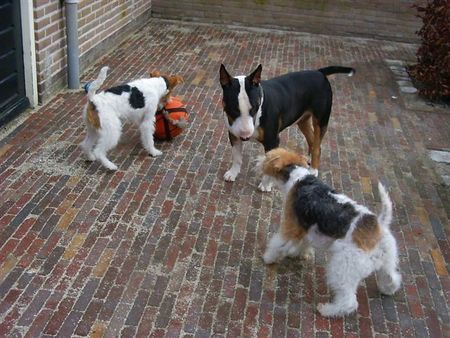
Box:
(0, 0), (29, 126)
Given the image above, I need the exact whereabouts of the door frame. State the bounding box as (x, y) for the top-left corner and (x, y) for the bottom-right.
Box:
(19, 0), (37, 108)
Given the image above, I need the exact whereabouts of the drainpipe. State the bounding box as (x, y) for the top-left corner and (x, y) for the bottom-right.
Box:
(65, 0), (80, 89)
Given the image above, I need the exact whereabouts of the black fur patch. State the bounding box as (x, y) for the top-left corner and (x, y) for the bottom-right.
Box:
(291, 175), (358, 238)
(105, 85), (131, 95)
(129, 87), (145, 109)
(222, 78), (242, 120)
(280, 165), (298, 182)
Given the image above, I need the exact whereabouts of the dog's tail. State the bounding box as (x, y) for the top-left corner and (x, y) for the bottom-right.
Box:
(377, 182), (393, 229)
(86, 66), (109, 100)
(318, 66), (355, 77)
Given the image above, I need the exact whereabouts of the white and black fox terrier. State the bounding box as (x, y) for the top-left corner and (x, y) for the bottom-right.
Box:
(260, 148), (401, 317)
(81, 66), (183, 170)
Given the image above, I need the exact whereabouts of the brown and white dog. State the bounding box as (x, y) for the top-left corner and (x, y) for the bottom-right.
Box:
(260, 148), (401, 317)
(219, 64), (354, 191)
(81, 67), (183, 170)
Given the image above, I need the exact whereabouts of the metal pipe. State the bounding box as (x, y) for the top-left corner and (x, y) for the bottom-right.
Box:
(65, 0), (80, 89)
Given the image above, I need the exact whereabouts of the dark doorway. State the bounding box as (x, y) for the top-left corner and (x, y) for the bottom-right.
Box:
(0, 0), (29, 126)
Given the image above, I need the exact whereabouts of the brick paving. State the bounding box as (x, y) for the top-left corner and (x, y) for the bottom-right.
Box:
(1, 19), (449, 337)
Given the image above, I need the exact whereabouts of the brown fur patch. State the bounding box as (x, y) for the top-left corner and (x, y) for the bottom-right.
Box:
(281, 187), (307, 240)
(255, 127), (264, 142)
(297, 112), (313, 154)
(156, 73), (184, 107)
(310, 116), (322, 170)
(165, 75), (184, 90)
(149, 71), (161, 78)
(262, 148), (309, 180)
(86, 101), (100, 129)
(352, 214), (381, 251)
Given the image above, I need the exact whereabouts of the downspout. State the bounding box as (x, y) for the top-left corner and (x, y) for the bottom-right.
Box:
(65, 0), (80, 89)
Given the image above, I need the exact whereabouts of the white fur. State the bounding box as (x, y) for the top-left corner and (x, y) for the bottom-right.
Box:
(258, 174), (273, 192)
(263, 231), (313, 264)
(254, 89), (264, 130)
(228, 76), (254, 139)
(264, 178), (401, 317)
(224, 140), (243, 181)
(81, 68), (169, 170)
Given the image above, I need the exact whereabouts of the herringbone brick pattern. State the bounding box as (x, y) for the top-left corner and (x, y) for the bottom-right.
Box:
(0, 19), (449, 337)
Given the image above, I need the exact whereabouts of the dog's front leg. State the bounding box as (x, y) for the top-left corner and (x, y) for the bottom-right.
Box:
(140, 115), (162, 157)
(258, 175), (273, 192)
(258, 135), (280, 192)
(224, 133), (242, 182)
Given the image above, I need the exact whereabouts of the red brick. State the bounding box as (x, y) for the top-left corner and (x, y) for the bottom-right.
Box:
(24, 308), (53, 338)
(12, 218), (36, 240)
(136, 306), (158, 337)
(44, 297), (76, 335)
(405, 284), (424, 318)
(0, 238), (19, 263)
(0, 16), (448, 338)
(0, 289), (21, 315)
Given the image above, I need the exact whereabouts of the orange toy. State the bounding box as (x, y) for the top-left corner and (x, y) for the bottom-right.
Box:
(154, 97), (189, 141)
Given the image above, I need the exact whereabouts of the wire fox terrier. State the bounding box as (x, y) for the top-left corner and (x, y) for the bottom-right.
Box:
(261, 148), (401, 317)
(81, 66), (183, 170)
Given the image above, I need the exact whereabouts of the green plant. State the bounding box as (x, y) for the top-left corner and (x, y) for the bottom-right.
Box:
(408, 0), (450, 100)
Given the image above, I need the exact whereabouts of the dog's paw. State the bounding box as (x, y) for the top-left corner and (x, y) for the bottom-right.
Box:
(85, 153), (96, 162)
(378, 271), (402, 295)
(318, 301), (357, 318)
(224, 169), (238, 182)
(263, 250), (279, 265)
(300, 246), (314, 261)
(104, 162), (118, 171)
(258, 181), (272, 192)
(317, 303), (336, 317)
(150, 149), (163, 157)
(309, 168), (319, 177)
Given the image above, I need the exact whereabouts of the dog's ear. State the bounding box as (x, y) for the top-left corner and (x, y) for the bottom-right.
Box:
(248, 64), (262, 86)
(267, 154), (283, 171)
(150, 71), (160, 78)
(219, 64), (232, 87)
(262, 151), (283, 176)
(166, 75), (184, 89)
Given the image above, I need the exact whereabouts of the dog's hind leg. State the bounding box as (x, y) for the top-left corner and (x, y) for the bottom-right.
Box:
(318, 250), (363, 317)
(309, 117), (323, 177)
(318, 284), (359, 317)
(297, 114), (314, 160)
(377, 232), (402, 295)
(81, 125), (98, 161)
(93, 116), (121, 171)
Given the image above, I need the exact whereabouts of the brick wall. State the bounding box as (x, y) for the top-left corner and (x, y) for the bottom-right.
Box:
(33, 0), (152, 103)
(152, 0), (421, 43)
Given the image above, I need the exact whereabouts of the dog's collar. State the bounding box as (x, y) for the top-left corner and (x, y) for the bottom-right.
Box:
(162, 76), (170, 91)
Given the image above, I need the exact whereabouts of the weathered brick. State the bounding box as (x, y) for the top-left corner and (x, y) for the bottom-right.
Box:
(136, 306), (158, 337)
(73, 278), (99, 312)
(148, 275), (169, 307)
(74, 299), (103, 336)
(98, 285), (124, 322)
(154, 293), (177, 328)
(44, 296), (76, 335)
(0, 17), (448, 338)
